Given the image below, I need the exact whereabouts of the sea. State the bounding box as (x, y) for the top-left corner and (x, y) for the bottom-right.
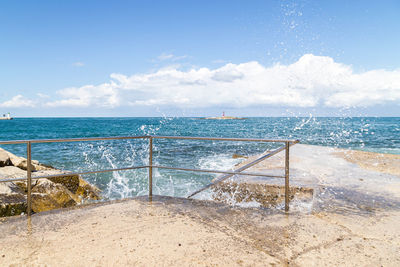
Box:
(0, 117), (399, 200)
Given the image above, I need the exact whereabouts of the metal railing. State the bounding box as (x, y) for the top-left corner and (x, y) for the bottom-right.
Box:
(0, 136), (299, 216)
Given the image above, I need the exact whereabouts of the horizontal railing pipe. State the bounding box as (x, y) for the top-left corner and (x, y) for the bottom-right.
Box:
(0, 135), (299, 145)
(151, 135), (299, 143)
(0, 135), (150, 145)
(0, 164), (286, 184)
(0, 166), (149, 183)
(151, 165), (285, 178)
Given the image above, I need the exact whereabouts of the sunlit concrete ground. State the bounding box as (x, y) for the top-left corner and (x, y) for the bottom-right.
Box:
(1, 145), (400, 266)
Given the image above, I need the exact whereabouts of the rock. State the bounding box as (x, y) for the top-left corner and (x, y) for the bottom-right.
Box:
(4, 149), (51, 171)
(33, 169), (81, 193)
(0, 148), (102, 217)
(30, 194), (60, 213)
(0, 166), (27, 179)
(0, 166), (30, 193)
(0, 175), (98, 216)
(0, 193), (27, 217)
(232, 153), (248, 159)
(34, 170), (101, 201)
(0, 167), (101, 201)
(11, 158), (45, 171)
(5, 152), (24, 168)
(76, 178), (101, 200)
(0, 182), (27, 217)
(0, 149), (12, 167)
(212, 181), (313, 208)
(0, 174), (100, 216)
(30, 179), (78, 212)
(0, 181), (24, 195)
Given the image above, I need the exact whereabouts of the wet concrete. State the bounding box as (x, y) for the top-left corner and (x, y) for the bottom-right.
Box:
(1, 144), (400, 266)
(1, 195), (399, 266)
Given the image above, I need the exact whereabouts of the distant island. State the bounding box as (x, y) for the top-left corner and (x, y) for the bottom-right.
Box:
(202, 116), (246, 120)
(201, 112), (246, 120)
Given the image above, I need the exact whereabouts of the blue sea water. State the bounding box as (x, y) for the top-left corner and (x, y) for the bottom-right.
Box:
(0, 117), (399, 199)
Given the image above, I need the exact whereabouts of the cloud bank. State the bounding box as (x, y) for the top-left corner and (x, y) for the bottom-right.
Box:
(0, 95), (35, 108)
(3, 54), (400, 110)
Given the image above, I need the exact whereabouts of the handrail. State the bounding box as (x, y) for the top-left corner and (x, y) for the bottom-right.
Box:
(211, 140), (299, 183)
(0, 135), (299, 216)
(187, 140), (299, 199)
(0, 135), (297, 145)
(151, 135), (297, 143)
(150, 165), (285, 178)
(0, 166), (150, 183)
(0, 135), (149, 145)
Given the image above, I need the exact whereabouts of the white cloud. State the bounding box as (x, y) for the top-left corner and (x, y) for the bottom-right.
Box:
(45, 54), (400, 109)
(46, 83), (119, 108)
(37, 93), (50, 98)
(158, 53), (174, 61)
(157, 53), (188, 62)
(73, 62), (85, 67)
(212, 59), (227, 64)
(0, 95), (35, 108)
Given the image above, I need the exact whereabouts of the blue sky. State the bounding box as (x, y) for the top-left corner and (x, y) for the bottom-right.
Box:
(0, 0), (399, 117)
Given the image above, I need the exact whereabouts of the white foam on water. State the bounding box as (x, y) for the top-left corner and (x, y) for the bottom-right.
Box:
(79, 139), (151, 200)
(153, 169), (176, 196)
(288, 199), (314, 213)
(293, 113), (314, 131)
(273, 199), (313, 213)
(103, 148), (136, 199)
(195, 188), (263, 208)
(197, 153), (244, 172)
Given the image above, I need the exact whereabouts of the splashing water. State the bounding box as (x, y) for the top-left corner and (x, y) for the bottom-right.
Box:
(0, 117), (399, 207)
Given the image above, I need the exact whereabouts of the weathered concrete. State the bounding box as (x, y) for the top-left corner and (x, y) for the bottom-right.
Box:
(0, 145), (399, 266)
(0, 195), (399, 266)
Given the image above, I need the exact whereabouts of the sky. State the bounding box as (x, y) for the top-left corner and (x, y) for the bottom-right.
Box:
(0, 0), (399, 117)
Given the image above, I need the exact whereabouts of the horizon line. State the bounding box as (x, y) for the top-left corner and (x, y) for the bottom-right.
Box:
(5, 116), (400, 119)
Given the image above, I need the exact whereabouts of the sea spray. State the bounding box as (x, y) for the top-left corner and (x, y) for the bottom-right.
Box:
(1, 117), (399, 205)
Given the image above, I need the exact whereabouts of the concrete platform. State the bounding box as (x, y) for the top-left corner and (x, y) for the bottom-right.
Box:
(1, 144), (400, 266)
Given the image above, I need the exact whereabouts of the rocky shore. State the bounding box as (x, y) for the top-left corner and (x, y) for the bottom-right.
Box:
(0, 147), (101, 217)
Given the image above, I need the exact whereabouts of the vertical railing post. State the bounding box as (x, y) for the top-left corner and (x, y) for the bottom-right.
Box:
(284, 141), (290, 212)
(148, 136), (153, 197)
(26, 141), (32, 216)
